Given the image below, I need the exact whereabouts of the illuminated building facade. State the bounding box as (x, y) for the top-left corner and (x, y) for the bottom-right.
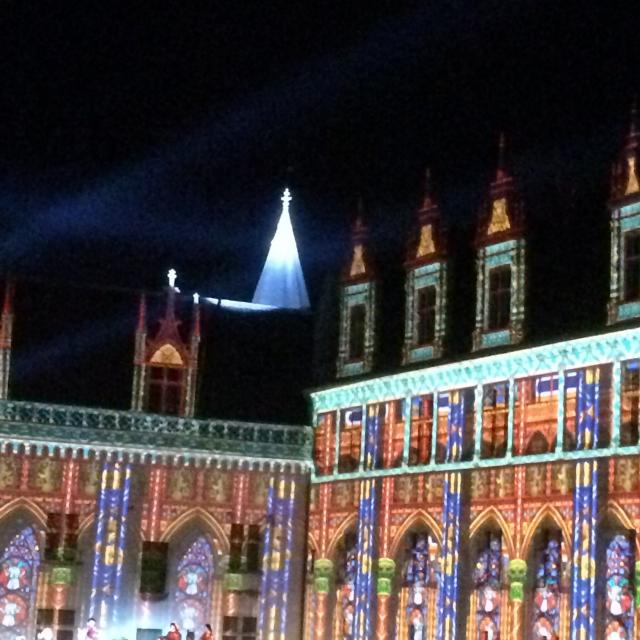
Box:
(305, 124), (640, 640)
(0, 273), (312, 640)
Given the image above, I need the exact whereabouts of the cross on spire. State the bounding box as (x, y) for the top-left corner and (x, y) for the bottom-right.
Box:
(167, 268), (177, 289)
(281, 188), (292, 215)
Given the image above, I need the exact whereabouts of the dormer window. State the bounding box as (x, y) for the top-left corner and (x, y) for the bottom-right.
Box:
(488, 266), (511, 330)
(415, 286), (436, 346)
(623, 231), (640, 301)
(148, 364), (183, 415)
(348, 304), (366, 360)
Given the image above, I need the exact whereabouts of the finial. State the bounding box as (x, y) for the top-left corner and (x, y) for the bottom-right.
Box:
(167, 269), (177, 289)
(496, 132), (507, 180)
(137, 294), (146, 331)
(193, 292), (200, 305)
(2, 281), (13, 316)
(281, 188), (292, 207)
(420, 167), (435, 211)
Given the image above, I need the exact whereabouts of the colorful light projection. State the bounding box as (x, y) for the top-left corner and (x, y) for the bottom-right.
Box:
(570, 368), (600, 640)
(337, 535), (358, 640)
(473, 533), (502, 640)
(0, 527), (40, 640)
(604, 534), (635, 640)
(353, 405), (381, 639)
(90, 461), (132, 625)
(257, 476), (297, 640)
(532, 537), (561, 639)
(436, 391), (464, 640)
(173, 536), (214, 634)
(403, 532), (437, 640)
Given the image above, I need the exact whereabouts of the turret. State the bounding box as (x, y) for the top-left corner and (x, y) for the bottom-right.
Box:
(131, 270), (201, 416)
(336, 201), (376, 378)
(403, 169), (447, 363)
(472, 135), (526, 351)
(608, 102), (640, 324)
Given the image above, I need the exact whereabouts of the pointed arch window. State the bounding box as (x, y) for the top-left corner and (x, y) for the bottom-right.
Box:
(0, 526), (40, 640)
(400, 532), (439, 640)
(473, 533), (502, 640)
(604, 534), (635, 639)
(335, 534), (357, 640)
(487, 266), (511, 331)
(531, 534), (561, 639)
(172, 536), (214, 635)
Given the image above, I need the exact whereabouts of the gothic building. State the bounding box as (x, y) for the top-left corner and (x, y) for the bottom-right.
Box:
(0, 112), (640, 640)
(305, 118), (640, 640)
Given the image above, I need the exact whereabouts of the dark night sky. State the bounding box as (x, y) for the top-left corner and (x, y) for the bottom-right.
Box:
(0, 1), (639, 418)
(1, 1), (638, 298)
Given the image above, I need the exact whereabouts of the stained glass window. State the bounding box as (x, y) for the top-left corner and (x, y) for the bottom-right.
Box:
(0, 526), (40, 640)
(473, 533), (502, 640)
(532, 536), (561, 640)
(337, 536), (357, 640)
(604, 534), (635, 640)
(173, 536), (214, 634)
(404, 532), (438, 640)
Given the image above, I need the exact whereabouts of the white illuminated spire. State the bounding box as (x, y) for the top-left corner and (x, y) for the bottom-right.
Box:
(167, 268), (177, 289)
(252, 188), (310, 309)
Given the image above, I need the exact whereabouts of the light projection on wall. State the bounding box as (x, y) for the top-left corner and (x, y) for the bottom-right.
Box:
(604, 534), (634, 640)
(173, 536), (214, 634)
(253, 188), (310, 310)
(337, 536), (357, 640)
(404, 532), (437, 640)
(473, 533), (502, 640)
(532, 537), (561, 639)
(0, 527), (40, 640)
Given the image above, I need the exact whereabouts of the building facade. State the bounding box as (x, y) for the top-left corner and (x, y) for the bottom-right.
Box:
(304, 125), (640, 640)
(0, 276), (312, 640)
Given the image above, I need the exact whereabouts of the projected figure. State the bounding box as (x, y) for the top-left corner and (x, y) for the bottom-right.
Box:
(173, 537), (214, 633)
(338, 538), (357, 640)
(604, 535), (634, 640)
(0, 527), (40, 640)
(78, 617), (99, 640)
(474, 533), (502, 640)
(532, 537), (560, 640)
(404, 532), (437, 640)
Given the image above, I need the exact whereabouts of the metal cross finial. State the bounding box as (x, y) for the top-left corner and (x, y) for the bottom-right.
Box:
(281, 188), (292, 213)
(193, 292), (200, 304)
(167, 268), (177, 289)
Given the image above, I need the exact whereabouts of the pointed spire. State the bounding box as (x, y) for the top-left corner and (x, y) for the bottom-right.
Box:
(136, 294), (147, 332)
(347, 197), (371, 279)
(252, 187), (310, 308)
(621, 99), (640, 196)
(419, 168), (435, 214)
(2, 280), (13, 317)
(192, 293), (201, 338)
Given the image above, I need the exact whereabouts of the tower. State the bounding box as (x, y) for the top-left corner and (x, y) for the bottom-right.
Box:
(608, 103), (640, 324)
(472, 136), (526, 351)
(131, 270), (201, 416)
(0, 281), (13, 400)
(252, 188), (310, 309)
(403, 170), (447, 364)
(336, 204), (376, 378)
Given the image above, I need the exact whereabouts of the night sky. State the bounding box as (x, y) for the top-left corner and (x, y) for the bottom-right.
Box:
(1, 1), (638, 299)
(0, 2), (639, 417)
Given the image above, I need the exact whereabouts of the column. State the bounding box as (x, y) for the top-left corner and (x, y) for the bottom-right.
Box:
(570, 367), (600, 640)
(314, 483), (332, 640)
(89, 458), (133, 627)
(507, 559), (526, 640)
(436, 390), (465, 640)
(257, 473), (299, 640)
(353, 404), (382, 640)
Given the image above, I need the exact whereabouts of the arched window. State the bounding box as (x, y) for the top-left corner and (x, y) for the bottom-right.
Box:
(172, 536), (214, 634)
(473, 533), (502, 640)
(604, 534), (635, 639)
(402, 532), (438, 640)
(335, 534), (357, 640)
(531, 536), (561, 639)
(0, 526), (40, 640)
